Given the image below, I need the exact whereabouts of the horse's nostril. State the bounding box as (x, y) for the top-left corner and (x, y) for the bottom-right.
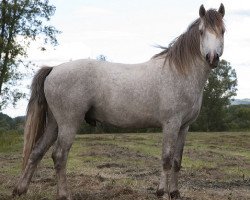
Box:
(216, 53), (219, 59)
(206, 54), (210, 61)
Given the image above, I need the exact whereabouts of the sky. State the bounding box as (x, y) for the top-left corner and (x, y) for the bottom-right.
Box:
(2, 0), (250, 117)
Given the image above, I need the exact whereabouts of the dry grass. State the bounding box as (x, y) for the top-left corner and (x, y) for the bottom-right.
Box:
(0, 132), (249, 200)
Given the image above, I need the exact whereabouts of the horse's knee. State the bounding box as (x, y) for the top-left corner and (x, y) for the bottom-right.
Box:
(173, 158), (181, 172)
(162, 154), (172, 170)
(162, 153), (182, 171)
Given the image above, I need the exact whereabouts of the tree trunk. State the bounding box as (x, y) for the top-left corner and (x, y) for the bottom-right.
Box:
(0, 0), (17, 95)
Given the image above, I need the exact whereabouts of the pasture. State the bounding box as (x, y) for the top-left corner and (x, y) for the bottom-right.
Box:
(0, 132), (249, 200)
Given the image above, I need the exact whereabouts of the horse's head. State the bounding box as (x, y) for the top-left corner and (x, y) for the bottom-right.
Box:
(199, 4), (225, 68)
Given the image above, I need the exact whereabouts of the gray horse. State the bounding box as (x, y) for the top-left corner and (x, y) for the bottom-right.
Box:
(13, 4), (225, 200)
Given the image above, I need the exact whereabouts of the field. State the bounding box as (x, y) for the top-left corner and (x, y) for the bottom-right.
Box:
(0, 132), (249, 200)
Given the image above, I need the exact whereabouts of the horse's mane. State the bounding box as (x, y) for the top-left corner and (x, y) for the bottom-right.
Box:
(152, 9), (224, 74)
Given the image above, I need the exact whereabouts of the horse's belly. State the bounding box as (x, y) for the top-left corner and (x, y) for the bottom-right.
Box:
(91, 106), (160, 128)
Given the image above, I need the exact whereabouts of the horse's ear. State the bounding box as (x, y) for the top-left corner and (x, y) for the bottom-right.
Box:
(199, 4), (206, 18)
(218, 3), (225, 18)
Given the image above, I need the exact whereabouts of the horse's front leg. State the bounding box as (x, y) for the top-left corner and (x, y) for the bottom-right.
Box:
(169, 126), (189, 199)
(156, 118), (181, 197)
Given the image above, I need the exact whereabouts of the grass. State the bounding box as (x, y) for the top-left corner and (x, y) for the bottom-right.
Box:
(0, 132), (250, 200)
(0, 131), (23, 153)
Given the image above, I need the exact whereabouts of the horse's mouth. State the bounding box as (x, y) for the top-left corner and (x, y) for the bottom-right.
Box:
(206, 55), (220, 69)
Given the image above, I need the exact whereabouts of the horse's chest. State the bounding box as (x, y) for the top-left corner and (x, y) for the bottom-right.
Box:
(182, 94), (203, 125)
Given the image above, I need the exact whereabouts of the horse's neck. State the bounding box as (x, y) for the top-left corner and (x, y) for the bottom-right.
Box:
(186, 61), (211, 94)
(155, 57), (211, 95)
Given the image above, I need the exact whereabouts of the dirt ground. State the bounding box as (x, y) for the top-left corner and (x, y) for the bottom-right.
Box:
(0, 132), (249, 200)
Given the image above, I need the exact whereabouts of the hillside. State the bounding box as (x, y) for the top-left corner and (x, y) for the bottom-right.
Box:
(231, 98), (250, 105)
(0, 113), (25, 131)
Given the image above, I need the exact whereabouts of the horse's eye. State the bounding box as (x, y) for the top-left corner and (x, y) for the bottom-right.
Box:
(199, 30), (203, 36)
(222, 29), (225, 35)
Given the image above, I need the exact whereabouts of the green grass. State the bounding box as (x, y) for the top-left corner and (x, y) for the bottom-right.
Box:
(0, 131), (23, 153)
(0, 132), (249, 200)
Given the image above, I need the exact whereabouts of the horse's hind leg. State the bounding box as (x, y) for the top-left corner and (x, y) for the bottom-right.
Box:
(52, 119), (81, 200)
(13, 110), (58, 196)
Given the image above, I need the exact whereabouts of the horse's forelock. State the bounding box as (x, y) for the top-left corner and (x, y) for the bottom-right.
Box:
(203, 9), (225, 33)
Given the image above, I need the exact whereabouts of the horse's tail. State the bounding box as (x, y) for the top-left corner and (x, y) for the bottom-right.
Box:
(22, 66), (53, 170)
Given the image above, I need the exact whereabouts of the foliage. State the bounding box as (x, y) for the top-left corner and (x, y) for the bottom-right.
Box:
(96, 54), (107, 61)
(0, 0), (60, 110)
(191, 60), (237, 131)
(0, 112), (14, 131)
(225, 105), (250, 131)
(0, 112), (24, 132)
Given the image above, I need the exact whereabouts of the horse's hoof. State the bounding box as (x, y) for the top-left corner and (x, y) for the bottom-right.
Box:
(170, 190), (181, 199)
(156, 188), (165, 197)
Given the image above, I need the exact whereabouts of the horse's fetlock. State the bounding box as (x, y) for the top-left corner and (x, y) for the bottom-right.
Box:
(170, 190), (181, 199)
(156, 188), (165, 197)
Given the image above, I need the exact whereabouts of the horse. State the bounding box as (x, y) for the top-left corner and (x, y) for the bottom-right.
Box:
(13, 4), (225, 200)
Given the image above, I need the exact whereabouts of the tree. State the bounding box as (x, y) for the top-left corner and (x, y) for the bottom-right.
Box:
(0, 112), (14, 131)
(191, 60), (237, 131)
(0, 0), (60, 110)
(96, 54), (107, 61)
(225, 105), (250, 131)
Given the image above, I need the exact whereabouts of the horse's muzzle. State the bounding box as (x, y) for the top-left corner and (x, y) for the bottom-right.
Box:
(206, 53), (219, 69)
